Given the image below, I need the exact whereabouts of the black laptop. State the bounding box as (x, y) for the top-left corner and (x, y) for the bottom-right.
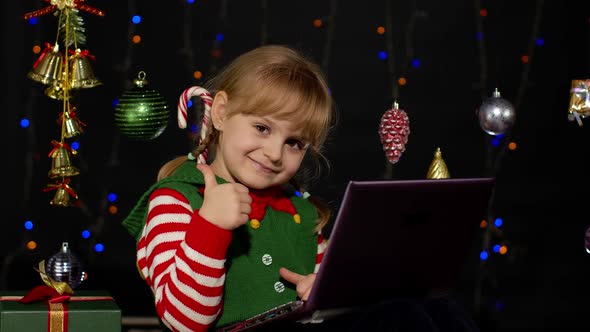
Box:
(217, 177), (495, 331)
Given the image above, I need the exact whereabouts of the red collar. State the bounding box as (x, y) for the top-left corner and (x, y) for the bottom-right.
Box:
(248, 186), (296, 221)
(199, 185), (297, 221)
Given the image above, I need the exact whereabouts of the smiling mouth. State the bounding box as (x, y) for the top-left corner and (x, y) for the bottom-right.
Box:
(250, 158), (277, 173)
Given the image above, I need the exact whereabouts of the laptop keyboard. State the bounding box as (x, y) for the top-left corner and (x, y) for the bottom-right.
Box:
(216, 300), (305, 331)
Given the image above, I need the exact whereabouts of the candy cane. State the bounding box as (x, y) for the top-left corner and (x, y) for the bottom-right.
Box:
(177, 86), (213, 164)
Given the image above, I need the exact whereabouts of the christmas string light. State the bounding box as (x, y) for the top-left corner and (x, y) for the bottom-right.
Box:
(320, 0), (337, 71)
(514, 0), (545, 110)
(179, 0), (198, 82)
(79, 0), (144, 255)
(474, 0), (488, 99)
(473, 0), (546, 318)
(208, 0), (228, 74)
(177, 0), (229, 141)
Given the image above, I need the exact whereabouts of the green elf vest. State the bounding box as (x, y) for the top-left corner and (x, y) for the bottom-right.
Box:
(122, 160), (318, 328)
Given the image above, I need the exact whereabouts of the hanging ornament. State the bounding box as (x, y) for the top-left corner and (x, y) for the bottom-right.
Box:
(28, 43), (63, 86)
(48, 140), (79, 178)
(43, 178), (78, 207)
(378, 101), (410, 164)
(476, 88), (516, 135)
(24, 2), (104, 205)
(45, 76), (69, 100)
(60, 107), (85, 138)
(49, 185), (74, 206)
(69, 48), (101, 89)
(567, 79), (590, 127)
(44, 242), (86, 289)
(426, 147), (450, 179)
(114, 71), (170, 140)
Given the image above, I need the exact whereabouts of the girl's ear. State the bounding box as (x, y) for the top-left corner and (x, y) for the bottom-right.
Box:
(211, 91), (228, 130)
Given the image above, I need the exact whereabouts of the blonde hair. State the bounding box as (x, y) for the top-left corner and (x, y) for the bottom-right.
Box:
(158, 45), (335, 231)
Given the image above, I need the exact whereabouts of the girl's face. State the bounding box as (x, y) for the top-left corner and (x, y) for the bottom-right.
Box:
(211, 113), (309, 189)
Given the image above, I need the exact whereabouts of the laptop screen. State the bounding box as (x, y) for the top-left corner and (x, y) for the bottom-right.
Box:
(307, 177), (495, 312)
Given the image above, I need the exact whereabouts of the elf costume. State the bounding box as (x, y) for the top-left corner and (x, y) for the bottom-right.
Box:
(122, 160), (325, 331)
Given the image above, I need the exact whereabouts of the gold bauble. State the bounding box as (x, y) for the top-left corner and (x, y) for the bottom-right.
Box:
(426, 147), (450, 179)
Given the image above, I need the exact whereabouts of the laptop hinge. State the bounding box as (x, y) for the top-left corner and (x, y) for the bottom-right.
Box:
(297, 306), (361, 324)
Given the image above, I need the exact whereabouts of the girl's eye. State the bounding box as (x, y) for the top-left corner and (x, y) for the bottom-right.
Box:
(254, 125), (269, 133)
(286, 139), (308, 150)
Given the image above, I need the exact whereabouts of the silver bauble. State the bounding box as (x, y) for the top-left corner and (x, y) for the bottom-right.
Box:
(477, 88), (516, 135)
(45, 242), (85, 289)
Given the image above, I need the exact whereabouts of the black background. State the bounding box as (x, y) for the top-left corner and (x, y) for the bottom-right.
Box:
(3, 1), (590, 331)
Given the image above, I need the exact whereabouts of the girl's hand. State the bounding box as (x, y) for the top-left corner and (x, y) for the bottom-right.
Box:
(197, 164), (252, 230)
(279, 267), (316, 301)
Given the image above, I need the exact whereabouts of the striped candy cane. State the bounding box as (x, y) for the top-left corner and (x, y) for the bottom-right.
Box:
(177, 86), (213, 164)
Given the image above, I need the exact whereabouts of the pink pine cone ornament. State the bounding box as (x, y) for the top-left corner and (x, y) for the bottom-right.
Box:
(378, 103), (410, 164)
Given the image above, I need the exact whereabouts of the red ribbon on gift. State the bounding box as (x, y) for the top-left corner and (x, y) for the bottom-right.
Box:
(19, 285), (71, 304)
(18, 285), (71, 332)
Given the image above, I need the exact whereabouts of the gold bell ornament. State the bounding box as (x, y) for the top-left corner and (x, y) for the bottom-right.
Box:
(45, 79), (68, 100)
(28, 43), (63, 85)
(50, 187), (73, 207)
(114, 71), (170, 140)
(568, 79), (590, 126)
(48, 140), (80, 178)
(43, 178), (78, 207)
(61, 108), (85, 138)
(44, 68), (69, 100)
(426, 147), (451, 179)
(69, 49), (102, 89)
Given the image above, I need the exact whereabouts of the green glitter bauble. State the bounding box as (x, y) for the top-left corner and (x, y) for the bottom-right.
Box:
(114, 71), (170, 140)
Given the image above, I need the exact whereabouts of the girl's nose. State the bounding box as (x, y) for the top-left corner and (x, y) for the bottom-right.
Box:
(263, 140), (283, 162)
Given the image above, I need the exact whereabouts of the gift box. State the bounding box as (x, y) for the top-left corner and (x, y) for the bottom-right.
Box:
(0, 290), (121, 332)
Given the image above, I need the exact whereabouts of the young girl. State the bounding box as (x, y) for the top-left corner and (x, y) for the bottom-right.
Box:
(122, 45), (335, 331)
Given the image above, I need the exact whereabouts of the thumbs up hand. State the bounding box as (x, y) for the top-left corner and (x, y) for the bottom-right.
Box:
(197, 164), (252, 230)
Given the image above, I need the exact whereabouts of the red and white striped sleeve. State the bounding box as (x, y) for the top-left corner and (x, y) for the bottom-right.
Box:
(314, 232), (328, 273)
(136, 187), (233, 332)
